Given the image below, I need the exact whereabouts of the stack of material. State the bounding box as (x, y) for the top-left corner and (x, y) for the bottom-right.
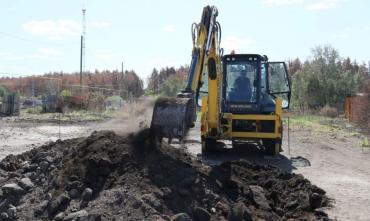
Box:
(0, 129), (331, 220)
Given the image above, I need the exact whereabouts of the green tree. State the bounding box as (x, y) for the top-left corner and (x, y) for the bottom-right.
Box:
(0, 85), (7, 98)
(305, 74), (321, 108)
(147, 66), (189, 95)
(147, 68), (160, 93)
(160, 78), (184, 97)
(291, 45), (365, 111)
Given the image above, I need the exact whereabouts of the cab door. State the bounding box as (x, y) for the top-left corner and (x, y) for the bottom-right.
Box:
(268, 62), (291, 109)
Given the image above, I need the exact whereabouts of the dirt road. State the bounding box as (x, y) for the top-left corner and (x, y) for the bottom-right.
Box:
(284, 127), (370, 220)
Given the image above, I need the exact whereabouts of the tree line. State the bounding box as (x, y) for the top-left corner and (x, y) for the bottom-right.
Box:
(289, 45), (368, 112)
(1, 45), (369, 113)
(145, 45), (369, 113)
(0, 70), (144, 99)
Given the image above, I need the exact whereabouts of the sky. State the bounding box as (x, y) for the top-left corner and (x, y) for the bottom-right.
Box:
(0, 0), (370, 84)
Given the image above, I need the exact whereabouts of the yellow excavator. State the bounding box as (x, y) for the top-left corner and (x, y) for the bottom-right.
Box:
(151, 5), (291, 155)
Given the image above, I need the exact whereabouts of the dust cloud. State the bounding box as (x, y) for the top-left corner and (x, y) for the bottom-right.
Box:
(90, 97), (155, 135)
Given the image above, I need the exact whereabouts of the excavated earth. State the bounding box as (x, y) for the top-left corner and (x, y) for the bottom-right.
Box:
(0, 129), (331, 221)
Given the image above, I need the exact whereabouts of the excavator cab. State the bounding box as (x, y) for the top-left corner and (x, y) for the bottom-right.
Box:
(222, 54), (291, 114)
(222, 54), (264, 114)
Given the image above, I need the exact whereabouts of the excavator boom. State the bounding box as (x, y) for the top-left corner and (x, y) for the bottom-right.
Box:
(151, 5), (221, 142)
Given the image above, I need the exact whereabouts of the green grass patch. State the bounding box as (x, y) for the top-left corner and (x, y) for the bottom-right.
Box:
(285, 115), (329, 129)
(20, 108), (119, 123)
(284, 114), (361, 136)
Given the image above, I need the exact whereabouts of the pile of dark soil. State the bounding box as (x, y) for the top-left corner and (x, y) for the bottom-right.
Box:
(0, 129), (330, 220)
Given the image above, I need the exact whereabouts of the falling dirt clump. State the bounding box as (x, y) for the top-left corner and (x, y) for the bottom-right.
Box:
(0, 129), (331, 220)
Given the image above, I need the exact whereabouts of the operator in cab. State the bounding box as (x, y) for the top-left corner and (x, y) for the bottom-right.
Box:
(234, 70), (252, 101)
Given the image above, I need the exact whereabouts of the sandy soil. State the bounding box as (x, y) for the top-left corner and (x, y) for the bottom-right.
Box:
(284, 127), (370, 221)
(0, 121), (145, 161)
(0, 119), (94, 160)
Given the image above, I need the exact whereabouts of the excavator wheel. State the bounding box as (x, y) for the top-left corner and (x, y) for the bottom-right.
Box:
(201, 137), (217, 155)
(263, 139), (281, 156)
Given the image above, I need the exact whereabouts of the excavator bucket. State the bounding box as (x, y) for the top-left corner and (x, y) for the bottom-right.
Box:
(151, 97), (196, 143)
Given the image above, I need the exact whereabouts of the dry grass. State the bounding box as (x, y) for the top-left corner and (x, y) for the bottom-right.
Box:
(320, 105), (338, 118)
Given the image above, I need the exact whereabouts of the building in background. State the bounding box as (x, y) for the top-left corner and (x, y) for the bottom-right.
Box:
(0, 93), (20, 117)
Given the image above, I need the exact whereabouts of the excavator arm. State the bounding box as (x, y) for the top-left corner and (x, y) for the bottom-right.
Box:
(151, 5), (221, 143)
(184, 5), (220, 93)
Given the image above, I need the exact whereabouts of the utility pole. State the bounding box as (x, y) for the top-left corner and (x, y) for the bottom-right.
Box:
(82, 7), (86, 74)
(80, 5), (86, 88)
(19, 78), (22, 95)
(120, 61), (124, 97)
(121, 61), (124, 75)
(32, 78), (35, 97)
(80, 35), (83, 88)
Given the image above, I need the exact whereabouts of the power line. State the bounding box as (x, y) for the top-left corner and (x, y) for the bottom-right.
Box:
(0, 72), (24, 77)
(37, 76), (61, 81)
(0, 81), (125, 94)
(82, 7), (87, 73)
(0, 73), (127, 93)
(68, 84), (126, 92)
(0, 31), (44, 44)
(0, 31), (80, 46)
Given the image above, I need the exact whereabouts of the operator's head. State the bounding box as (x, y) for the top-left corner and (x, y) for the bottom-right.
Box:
(240, 70), (248, 77)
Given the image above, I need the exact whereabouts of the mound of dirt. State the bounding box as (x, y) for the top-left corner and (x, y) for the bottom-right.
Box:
(0, 129), (331, 220)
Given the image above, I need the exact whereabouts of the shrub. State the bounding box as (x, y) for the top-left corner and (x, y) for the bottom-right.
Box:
(25, 106), (42, 114)
(320, 105), (338, 118)
(60, 90), (72, 98)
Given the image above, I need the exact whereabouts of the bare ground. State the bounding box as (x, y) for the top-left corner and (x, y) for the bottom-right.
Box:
(0, 116), (369, 220)
(177, 121), (370, 221)
(0, 119), (93, 160)
(0, 101), (152, 160)
(284, 127), (370, 220)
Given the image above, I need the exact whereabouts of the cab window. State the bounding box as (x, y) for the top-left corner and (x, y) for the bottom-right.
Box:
(225, 61), (258, 103)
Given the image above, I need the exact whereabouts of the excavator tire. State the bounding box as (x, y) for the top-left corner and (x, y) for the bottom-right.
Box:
(201, 137), (217, 155)
(263, 139), (281, 156)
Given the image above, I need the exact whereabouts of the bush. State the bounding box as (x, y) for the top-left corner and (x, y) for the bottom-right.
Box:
(25, 106), (42, 114)
(60, 90), (72, 98)
(320, 105), (338, 118)
(144, 89), (155, 97)
(66, 93), (88, 110)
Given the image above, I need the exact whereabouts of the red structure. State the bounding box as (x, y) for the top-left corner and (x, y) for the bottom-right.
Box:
(345, 93), (370, 126)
